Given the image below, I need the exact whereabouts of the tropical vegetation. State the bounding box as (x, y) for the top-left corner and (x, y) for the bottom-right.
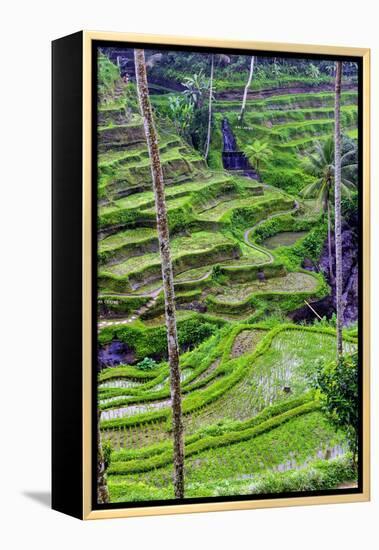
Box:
(96, 48), (360, 504)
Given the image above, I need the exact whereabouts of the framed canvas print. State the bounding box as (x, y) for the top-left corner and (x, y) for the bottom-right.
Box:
(52, 31), (370, 520)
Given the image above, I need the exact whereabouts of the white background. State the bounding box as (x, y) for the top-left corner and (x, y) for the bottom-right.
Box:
(1, 0), (377, 548)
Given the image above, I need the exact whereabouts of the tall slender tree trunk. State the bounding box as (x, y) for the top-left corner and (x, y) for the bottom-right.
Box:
(334, 61), (343, 357)
(97, 412), (109, 504)
(134, 49), (185, 499)
(327, 199), (334, 281)
(204, 54), (214, 161)
(239, 56), (255, 123)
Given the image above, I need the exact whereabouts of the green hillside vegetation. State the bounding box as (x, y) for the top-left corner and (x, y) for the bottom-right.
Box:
(96, 52), (359, 501)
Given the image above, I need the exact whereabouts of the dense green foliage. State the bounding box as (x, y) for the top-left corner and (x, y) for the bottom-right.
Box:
(96, 50), (359, 503)
(311, 351), (359, 460)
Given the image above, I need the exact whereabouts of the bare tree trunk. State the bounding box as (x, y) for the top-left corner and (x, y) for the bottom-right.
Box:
(97, 412), (109, 504)
(334, 61), (343, 357)
(239, 56), (255, 123)
(134, 49), (185, 499)
(327, 200), (334, 281)
(204, 54), (214, 161)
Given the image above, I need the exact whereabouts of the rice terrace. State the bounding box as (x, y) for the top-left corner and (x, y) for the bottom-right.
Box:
(95, 44), (361, 505)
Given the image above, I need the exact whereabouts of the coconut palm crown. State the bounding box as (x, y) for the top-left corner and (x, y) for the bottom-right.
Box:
(245, 139), (273, 172)
(301, 135), (357, 280)
(301, 136), (357, 206)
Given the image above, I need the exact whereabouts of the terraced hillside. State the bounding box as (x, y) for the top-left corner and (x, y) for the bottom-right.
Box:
(99, 324), (357, 501)
(210, 89), (358, 191)
(96, 51), (359, 502)
(98, 83), (332, 325)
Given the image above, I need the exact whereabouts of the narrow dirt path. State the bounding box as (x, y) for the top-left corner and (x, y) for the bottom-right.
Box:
(243, 204), (299, 265)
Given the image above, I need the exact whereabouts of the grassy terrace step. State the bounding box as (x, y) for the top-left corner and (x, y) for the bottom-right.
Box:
(98, 112), (142, 130)
(107, 416), (349, 501)
(274, 130), (356, 151)
(107, 397), (319, 474)
(120, 178), (259, 231)
(99, 192), (193, 231)
(99, 324), (357, 431)
(98, 136), (182, 171)
(99, 175), (232, 221)
(214, 90), (357, 112)
(139, 289), (203, 321)
(206, 272), (320, 314)
(109, 454), (354, 502)
(238, 118), (356, 144)
(99, 231), (240, 291)
(99, 364), (163, 384)
(236, 104), (357, 127)
(222, 99), (357, 194)
(215, 77), (354, 94)
(102, 231), (237, 275)
(98, 294), (150, 316)
(99, 150), (206, 198)
(196, 193), (291, 223)
(102, 321), (356, 425)
(181, 326), (357, 437)
(98, 121), (146, 152)
(99, 227), (157, 251)
(98, 326), (260, 403)
(98, 106), (131, 126)
(215, 262), (287, 284)
(99, 230), (158, 265)
(100, 144), (204, 177)
(106, 392), (312, 452)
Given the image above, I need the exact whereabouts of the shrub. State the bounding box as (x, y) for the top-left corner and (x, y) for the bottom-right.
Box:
(136, 357), (158, 371)
(178, 318), (216, 351)
(98, 54), (120, 103)
(102, 440), (113, 470)
(246, 455), (356, 495)
(311, 351), (359, 461)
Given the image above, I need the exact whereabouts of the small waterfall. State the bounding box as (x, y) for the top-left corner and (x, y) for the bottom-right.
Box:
(221, 118), (259, 180)
(222, 118), (238, 152)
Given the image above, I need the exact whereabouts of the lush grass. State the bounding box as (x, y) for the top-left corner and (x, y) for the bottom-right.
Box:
(182, 326), (356, 435)
(197, 193), (291, 223)
(215, 90), (357, 112)
(99, 324), (357, 431)
(210, 272), (319, 303)
(96, 57), (359, 503)
(100, 231), (237, 279)
(107, 410), (347, 500)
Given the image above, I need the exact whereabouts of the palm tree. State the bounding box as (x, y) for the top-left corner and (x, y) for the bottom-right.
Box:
(301, 136), (356, 281)
(245, 140), (273, 172)
(239, 56), (255, 123)
(168, 95), (194, 138)
(204, 54), (230, 161)
(334, 61), (343, 357)
(270, 61), (282, 78)
(204, 54), (214, 161)
(307, 63), (321, 81)
(181, 71), (209, 109)
(97, 412), (109, 504)
(134, 48), (185, 499)
(324, 63), (336, 76)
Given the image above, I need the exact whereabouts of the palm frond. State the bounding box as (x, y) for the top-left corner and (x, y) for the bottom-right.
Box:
(301, 178), (323, 198)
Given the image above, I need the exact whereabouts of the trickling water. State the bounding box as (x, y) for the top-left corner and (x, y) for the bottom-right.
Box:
(222, 118), (237, 152)
(221, 118), (259, 180)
